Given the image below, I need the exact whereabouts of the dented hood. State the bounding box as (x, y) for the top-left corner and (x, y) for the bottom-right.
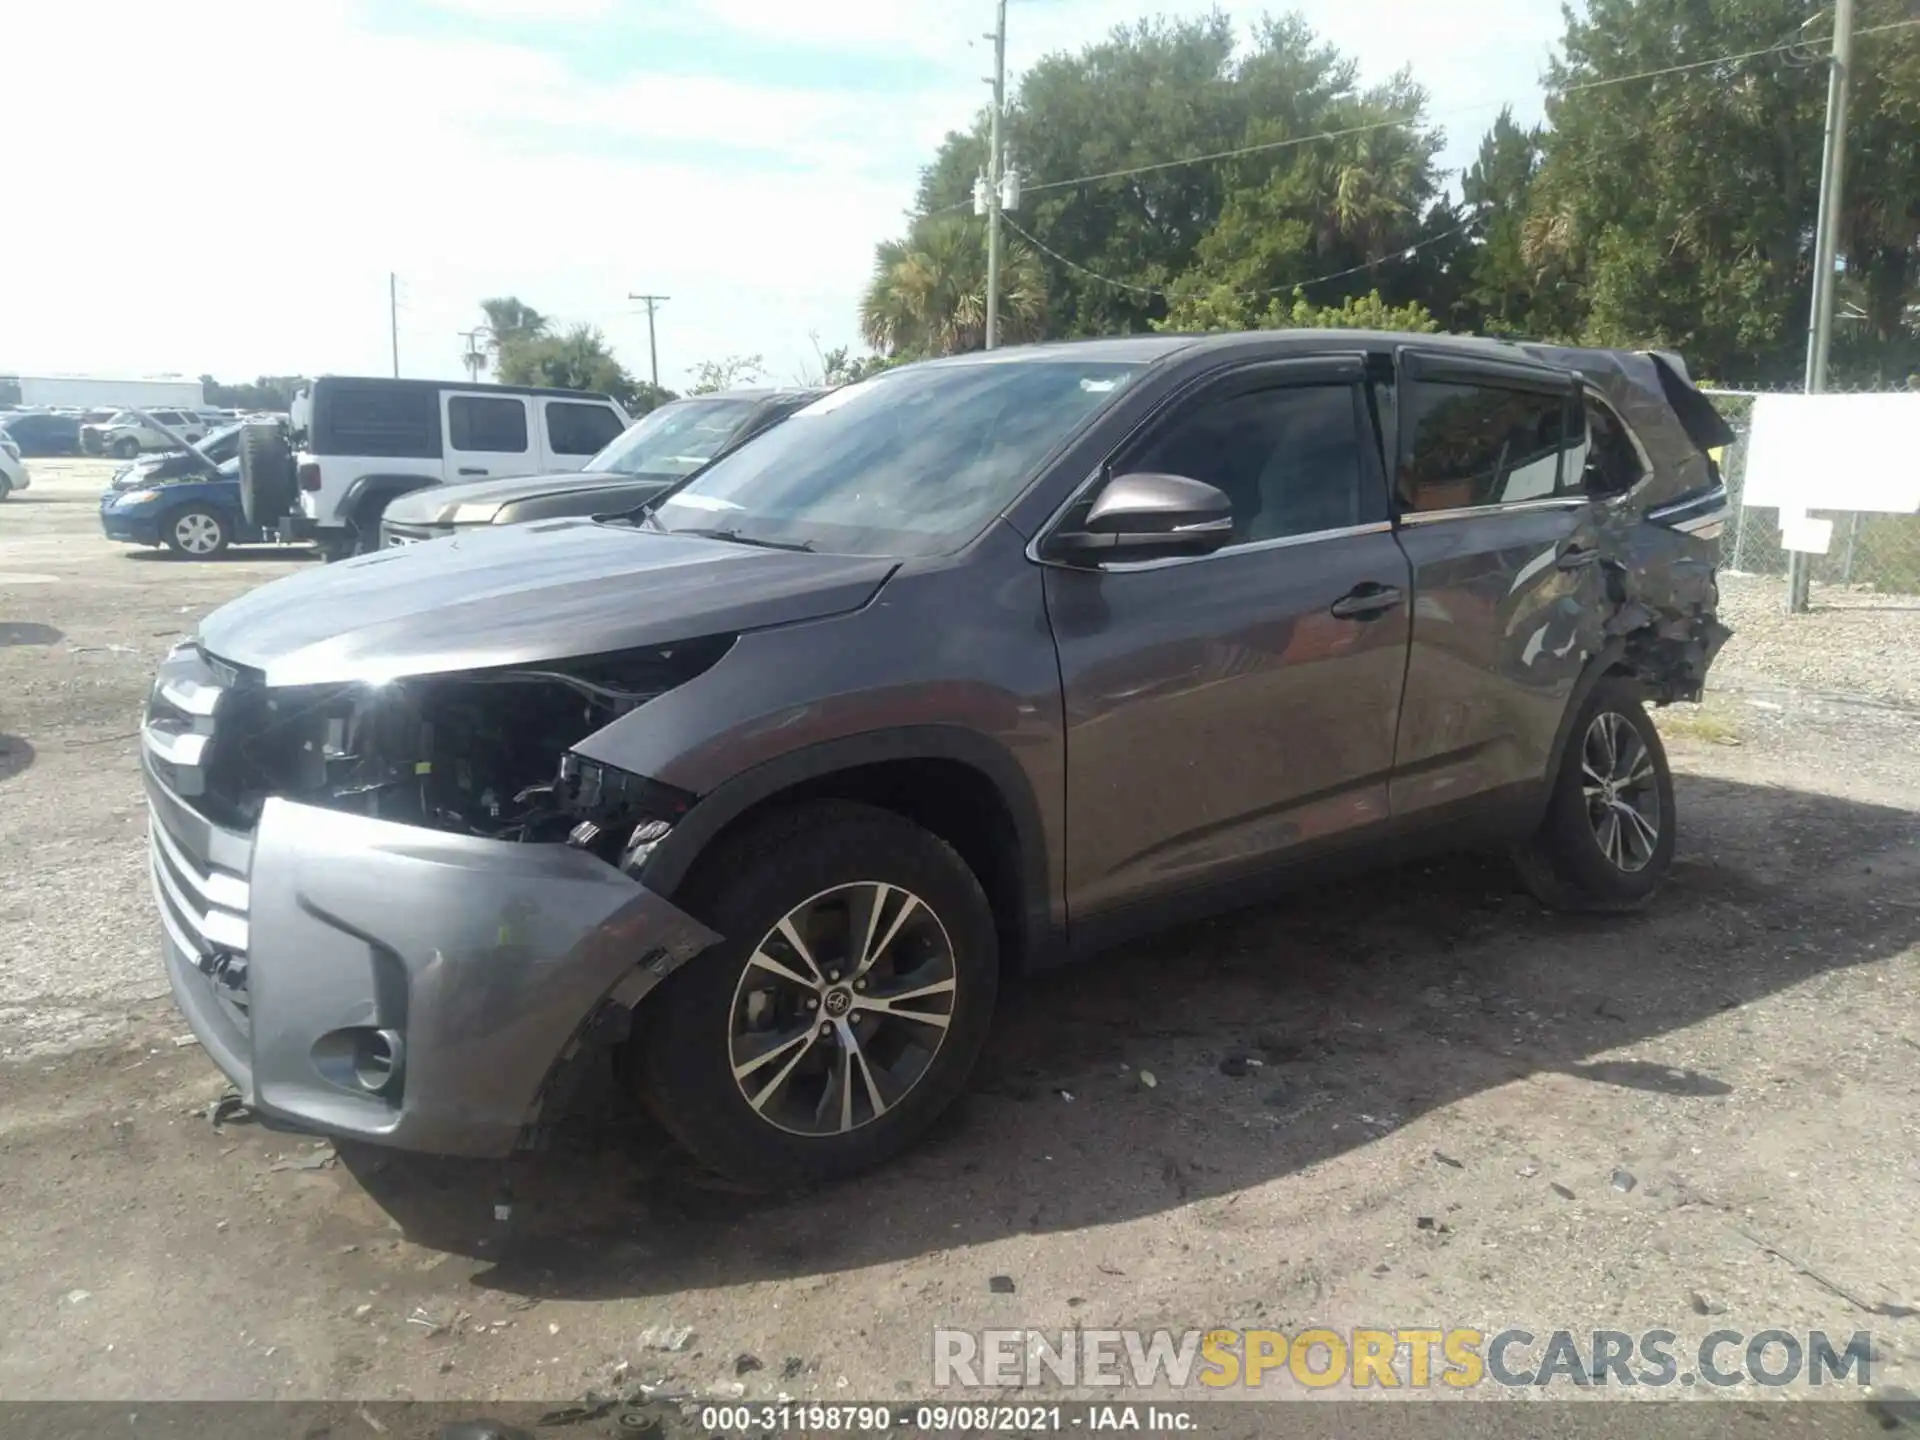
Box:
(197, 518), (896, 686)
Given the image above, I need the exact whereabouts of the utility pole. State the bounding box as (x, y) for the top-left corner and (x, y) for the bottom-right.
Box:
(1790, 0), (1854, 614)
(983, 0), (1008, 350)
(457, 328), (489, 383)
(389, 272), (400, 378)
(628, 293), (669, 390)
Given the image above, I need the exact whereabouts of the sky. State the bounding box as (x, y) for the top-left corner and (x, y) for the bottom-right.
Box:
(2, 0), (1565, 394)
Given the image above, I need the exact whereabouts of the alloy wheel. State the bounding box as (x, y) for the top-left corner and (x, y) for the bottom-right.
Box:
(1581, 710), (1662, 872)
(174, 512), (223, 555)
(727, 882), (958, 1137)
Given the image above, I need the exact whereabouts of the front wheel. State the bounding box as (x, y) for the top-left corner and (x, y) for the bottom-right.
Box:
(636, 801), (999, 1188)
(163, 507), (230, 559)
(1514, 677), (1676, 912)
(113, 436), (141, 459)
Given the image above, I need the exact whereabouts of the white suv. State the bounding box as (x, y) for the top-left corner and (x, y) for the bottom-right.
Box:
(238, 376), (630, 559)
(83, 408), (214, 458)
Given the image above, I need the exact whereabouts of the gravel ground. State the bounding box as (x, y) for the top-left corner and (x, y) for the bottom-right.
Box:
(2, 460), (1918, 1414)
(1713, 572), (1920, 709)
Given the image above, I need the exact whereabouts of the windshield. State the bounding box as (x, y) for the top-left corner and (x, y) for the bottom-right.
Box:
(646, 359), (1140, 557)
(586, 398), (760, 477)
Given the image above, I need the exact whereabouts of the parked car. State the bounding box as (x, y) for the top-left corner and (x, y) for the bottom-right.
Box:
(99, 457), (267, 557)
(0, 432), (30, 500)
(110, 422), (247, 490)
(0, 410), (82, 456)
(237, 376), (632, 560)
(147, 331), (1733, 1185)
(379, 388), (821, 546)
(82, 408), (213, 458)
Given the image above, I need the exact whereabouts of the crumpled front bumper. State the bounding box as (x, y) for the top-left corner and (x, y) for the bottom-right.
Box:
(148, 765), (718, 1157)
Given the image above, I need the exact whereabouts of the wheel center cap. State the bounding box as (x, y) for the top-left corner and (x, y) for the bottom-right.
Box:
(822, 987), (853, 1018)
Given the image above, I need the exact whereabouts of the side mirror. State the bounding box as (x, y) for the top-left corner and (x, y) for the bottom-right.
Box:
(1050, 472), (1234, 563)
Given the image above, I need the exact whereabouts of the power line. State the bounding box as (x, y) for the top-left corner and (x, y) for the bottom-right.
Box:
(1558, 16), (1915, 94)
(926, 16), (1920, 209)
(1001, 212), (1479, 302)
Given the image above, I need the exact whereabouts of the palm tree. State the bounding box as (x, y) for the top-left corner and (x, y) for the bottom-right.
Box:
(859, 216), (1046, 357)
(478, 296), (551, 374)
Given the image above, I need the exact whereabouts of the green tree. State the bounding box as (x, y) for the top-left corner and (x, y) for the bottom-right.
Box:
(860, 215), (1046, 356)
(199, 374), (308, 411)
(687, 354), (766, 394)
(1532, 0), (1920, 379)
(1162, 284), (1438, 334)
(495, 321), (663, 414)
(479, 297), (550, 374)
(1457, 108), (1553, 335)
(909, 15), (1450, 339)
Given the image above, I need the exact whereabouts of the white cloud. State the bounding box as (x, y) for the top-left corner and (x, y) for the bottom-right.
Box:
(3, 0), (1558, 392)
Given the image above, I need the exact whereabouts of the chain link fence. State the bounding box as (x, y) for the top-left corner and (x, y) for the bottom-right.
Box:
(1703, 379), (1920, 599)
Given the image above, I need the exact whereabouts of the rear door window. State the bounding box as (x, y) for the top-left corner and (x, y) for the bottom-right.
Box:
(449, 396), (530, 453)
(1398, 382), (1582, 513)
(545, 401), (625, 456)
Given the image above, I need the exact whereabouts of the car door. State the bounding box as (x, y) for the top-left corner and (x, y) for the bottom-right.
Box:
(443, 391), (534, 482)
(1042, 355), (1413, 920)
(1386, 347), (1602, 821)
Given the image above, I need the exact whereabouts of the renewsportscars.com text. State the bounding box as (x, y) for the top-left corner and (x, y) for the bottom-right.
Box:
(932, 1327), (1874, 1391)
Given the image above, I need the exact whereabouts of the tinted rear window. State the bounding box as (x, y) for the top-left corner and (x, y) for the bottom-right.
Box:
(545, 401), (625, 456)
(449, 395), (529, 453)
(1399, 382), (1578, 512)
(313, 382), (440, 458)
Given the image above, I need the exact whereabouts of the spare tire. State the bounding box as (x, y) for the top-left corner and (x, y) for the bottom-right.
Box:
(238, 423), (296, 528)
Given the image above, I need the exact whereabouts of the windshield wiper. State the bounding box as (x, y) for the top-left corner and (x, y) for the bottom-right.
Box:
(667, 525), (816, 553)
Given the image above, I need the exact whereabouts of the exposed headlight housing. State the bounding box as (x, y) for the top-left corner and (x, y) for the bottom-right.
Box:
(118, 489), (163, 505)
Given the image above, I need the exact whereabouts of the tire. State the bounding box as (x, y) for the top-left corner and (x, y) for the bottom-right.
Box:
(1513, 677), (1676, 912)
(0, 477), (11, 502)
(636, 801), (1000, 1188)
(237, 423), (295, 528)
(162, 507), (230, 559)
(348, 507), (388, 556)
(113, 436), (140, 459)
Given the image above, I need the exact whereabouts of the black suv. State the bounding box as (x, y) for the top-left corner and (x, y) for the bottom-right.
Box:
(145, 331), (1731, 1186)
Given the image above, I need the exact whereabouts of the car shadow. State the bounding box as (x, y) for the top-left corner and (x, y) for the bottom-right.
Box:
(0, 623), (62, 647)
(341, 774), (1920, 1300)
(0, 735), (35, 783)
(122, 547), (318, 565)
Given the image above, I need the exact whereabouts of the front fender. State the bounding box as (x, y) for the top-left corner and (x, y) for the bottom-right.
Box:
(635, 725), (1052, 954)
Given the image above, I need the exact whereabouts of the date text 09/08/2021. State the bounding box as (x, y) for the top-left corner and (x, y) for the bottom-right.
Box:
(698, 1405), (1194, 1433)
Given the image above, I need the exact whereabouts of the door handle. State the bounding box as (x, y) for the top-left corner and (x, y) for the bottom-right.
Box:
(457, 467), (488, 476)
(1557, 544), (1599, 570)
(1329, 583), (1403, 620)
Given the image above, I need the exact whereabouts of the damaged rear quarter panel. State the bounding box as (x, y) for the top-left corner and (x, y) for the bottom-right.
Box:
(1521, 342), (1733, 699)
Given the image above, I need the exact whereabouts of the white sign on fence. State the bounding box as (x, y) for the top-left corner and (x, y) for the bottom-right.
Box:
(1740, 392), (1920, 514)
(1776, 506), (1834, 555)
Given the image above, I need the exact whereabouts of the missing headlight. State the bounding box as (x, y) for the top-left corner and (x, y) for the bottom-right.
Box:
(200, 637), (730, 840)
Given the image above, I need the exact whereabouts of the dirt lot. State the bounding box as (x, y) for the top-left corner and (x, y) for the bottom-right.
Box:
(3, 457), (1919, 1409)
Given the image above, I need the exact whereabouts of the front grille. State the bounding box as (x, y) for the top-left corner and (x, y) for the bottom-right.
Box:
(145, 645), (255, 1030)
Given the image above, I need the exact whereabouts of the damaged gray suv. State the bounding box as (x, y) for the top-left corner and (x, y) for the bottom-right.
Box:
(145, 332), (1733, 1186)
